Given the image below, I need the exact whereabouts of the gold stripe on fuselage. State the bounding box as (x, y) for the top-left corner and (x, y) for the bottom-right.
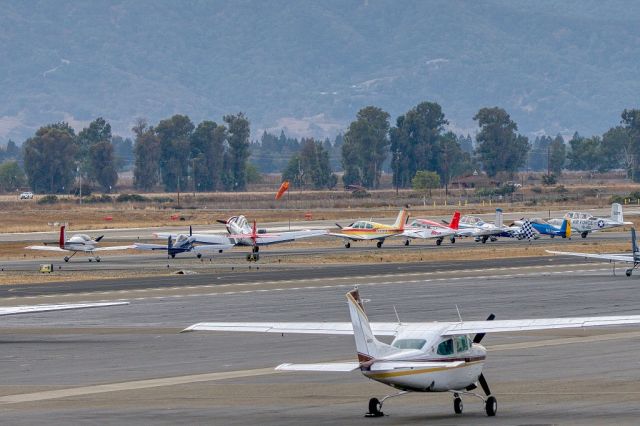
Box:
(366, 360), (483, 379)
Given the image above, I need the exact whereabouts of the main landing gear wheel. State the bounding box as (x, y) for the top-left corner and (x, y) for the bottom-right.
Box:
(626, 269), (633, 277)
(436, 238), (442, 246)
(404, 240), (410, 246)
(485, 396), (497, 416)
(197, 253), (202, 259)
(64, 256), (69, 262)
(95, 257), (101, 262)
(453, 395), (463, 414)
(345, 242), (351, 249)
(450, 237), (456, 244)
(366, 398), (383, 417)
(88, 258), (92, 262)
(376, 241), (383, 248)
(252, 246), (259, 253)
(581, 231), (588, 239)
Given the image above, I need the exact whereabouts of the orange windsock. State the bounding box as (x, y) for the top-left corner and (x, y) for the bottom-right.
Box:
(275, 181), (290, 200)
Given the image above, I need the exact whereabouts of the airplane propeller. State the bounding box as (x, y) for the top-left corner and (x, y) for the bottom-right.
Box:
(215, 219), (228, 225)
(472, 313), (495, 344)
(94, 235), (104, 242)
(335, 223), (343, 229)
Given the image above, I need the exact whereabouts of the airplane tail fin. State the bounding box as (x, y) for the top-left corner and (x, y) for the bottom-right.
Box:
(611, 203), (624, 223)
(559, 219), (571, 238)
(632, 228), (639, 261)
(59, 226), (65, 249)
(495, 208), (503, 228)
(94, 235), (104, 243)
(346, 289), (393, 362)
(393, 209), (409, 230)
(450, 211), (461, 230)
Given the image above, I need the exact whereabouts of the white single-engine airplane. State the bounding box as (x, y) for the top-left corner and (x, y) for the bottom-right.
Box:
(547, 228), (640, 276)
(161, 216), (327, 261)
(401, 212), (459, 246)
(548, 203), (632, 239)
(183, 288), (640, 418)
(26, 226), (133, 262)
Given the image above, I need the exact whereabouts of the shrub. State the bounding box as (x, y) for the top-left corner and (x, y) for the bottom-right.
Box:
(542, 174), (557, 186)
(116, 193), (148, 203)
(82, 194), (113, 203)
(37, 194), (58, 204)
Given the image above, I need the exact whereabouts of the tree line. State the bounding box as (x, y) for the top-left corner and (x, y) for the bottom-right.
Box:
(2, 105), (640, 195)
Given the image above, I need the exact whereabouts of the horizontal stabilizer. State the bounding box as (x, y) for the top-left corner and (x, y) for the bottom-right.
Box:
(276, 362), (360, 372)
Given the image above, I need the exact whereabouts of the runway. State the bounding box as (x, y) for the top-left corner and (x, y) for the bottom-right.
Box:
(0, 256), (639, 424)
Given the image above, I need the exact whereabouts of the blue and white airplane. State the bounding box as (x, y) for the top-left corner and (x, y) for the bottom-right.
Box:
(516, 218), (571, 239)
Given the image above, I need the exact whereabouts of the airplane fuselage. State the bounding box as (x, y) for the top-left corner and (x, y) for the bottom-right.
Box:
(362, 344), (486, 392)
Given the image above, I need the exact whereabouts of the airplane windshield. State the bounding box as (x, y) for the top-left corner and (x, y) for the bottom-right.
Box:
(392, 339), (426, 350)
(455, 335), (471, 352)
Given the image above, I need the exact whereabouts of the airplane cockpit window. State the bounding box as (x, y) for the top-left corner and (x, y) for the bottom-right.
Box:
(366, 223), (373, 229)
(454, 335), (470, 353)
(436, 338), (454, 355)
(353, 222), (363, 229)
(176, 235), (188, 244)
(78, 234), (91, 241)
(392, 339), (426, 350)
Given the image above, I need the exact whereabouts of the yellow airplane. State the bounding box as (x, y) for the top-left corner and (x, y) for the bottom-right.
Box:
(330, 209), (409, 248)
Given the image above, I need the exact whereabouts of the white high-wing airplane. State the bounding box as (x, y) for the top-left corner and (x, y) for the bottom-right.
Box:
(158, 216), (327, 261)
(548, 203), (632, 239)
(0, 301), (128, 317)
(136, 226), (234, 259)
(547, 228), (640, 276)
(26, 226), (133, 262)
(183, 288), (640, 418)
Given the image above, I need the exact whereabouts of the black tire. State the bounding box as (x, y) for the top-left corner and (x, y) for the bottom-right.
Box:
(454, 397), (463, 414)
(451, 237), (456, 244)
(368, 398), (383, 417)
(436, 239), (442, 246)
(88, 258), (92, 262)
(626, 269), (632, 277)
(581, 232), (588, 239)
(345, 242), (351, 249)
(246, 253), (251, 261)
(64, 257), (69, 262)
(376, 241), (383, 248)
(197, 253), (202, 259)
(482, 239), (487, 244)
(171, 254), (176, 259)
(96, 258), (101, 263)
(485, 396), (497, 417)
(404, 240), (409, 246)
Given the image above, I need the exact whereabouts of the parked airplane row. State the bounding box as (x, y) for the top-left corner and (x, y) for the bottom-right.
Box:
(24, 203), (631, 262)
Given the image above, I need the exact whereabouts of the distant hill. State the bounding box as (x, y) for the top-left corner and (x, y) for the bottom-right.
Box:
(1, 1), (639, 142)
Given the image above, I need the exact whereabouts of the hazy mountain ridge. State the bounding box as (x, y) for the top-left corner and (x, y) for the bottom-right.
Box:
(1, 1), (638, 142)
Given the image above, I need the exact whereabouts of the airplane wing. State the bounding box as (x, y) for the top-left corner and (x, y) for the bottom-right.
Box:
(25, 245), (67, 252)
(182, 322), (401, 335)
(0, 301), (128, 316)
(133, 243), (169, 251)
(546, 250), (635, 263)
(155, 233), (232, 245)
(328, 232), (401, 241)
(255, 229), (327, 245)
(440, 315), (640, 335)
(193, 243), (235, 253)
(276, 362), (360, 372)
(94, 245), (135, 251)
